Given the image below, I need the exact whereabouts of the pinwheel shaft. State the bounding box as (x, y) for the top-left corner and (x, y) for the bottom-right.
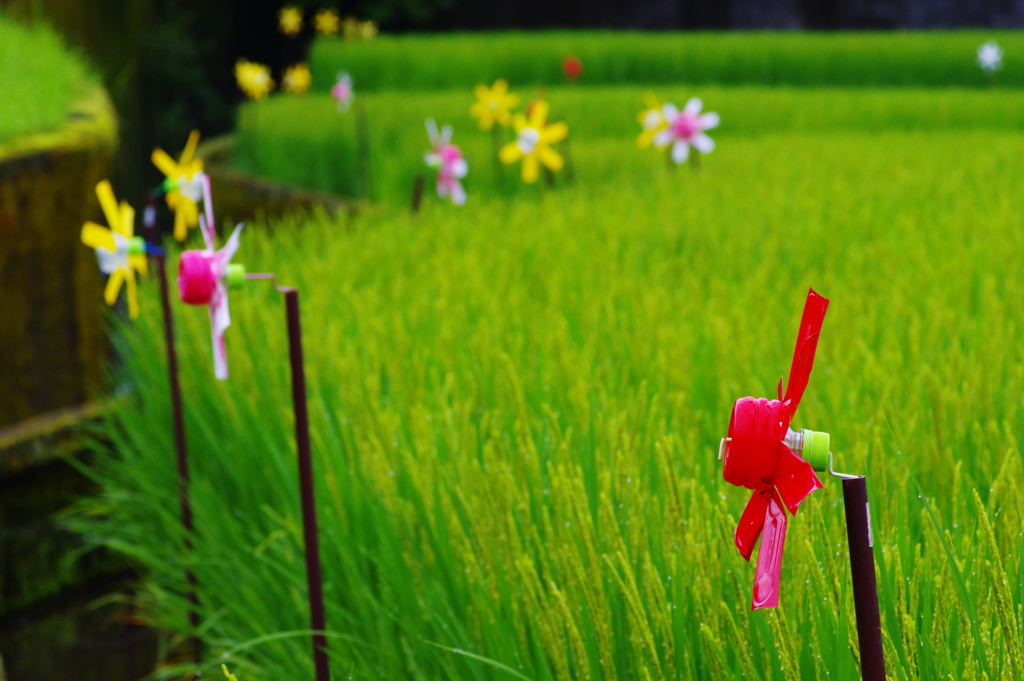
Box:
(842, 476), (886, 681)
(284, 289), (331, 681)
(149, 201), (202, 665)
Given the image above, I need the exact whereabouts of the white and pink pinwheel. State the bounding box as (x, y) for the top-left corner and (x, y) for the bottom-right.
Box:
(176, 179), (245, 380)
(653, 97), (720, 164)
(332, 72), (354, 112)
(424, 118), (468, 206)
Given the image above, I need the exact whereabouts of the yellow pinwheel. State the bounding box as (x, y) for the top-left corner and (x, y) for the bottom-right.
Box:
(235, 59), (275, 100)
(499, 100), (568, 184)
(80, 180), (147, 319)
(278, 6), (303, 36)
(637, 92), (668, 149)
(314, 9), (340, 35)
(282, 63), (311, 94)
(151, 130), (206, 242)
(470, 79), (519, 131)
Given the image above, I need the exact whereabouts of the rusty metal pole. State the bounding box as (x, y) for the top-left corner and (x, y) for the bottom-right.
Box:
(283, 289), (330, 681)
(411, 172), (425, 214)
(144, 197), (201, 665)
(842, 476), (886, 681)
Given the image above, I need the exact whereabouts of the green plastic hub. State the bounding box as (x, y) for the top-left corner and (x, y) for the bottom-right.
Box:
(803, 429), (831, 473)
(226, 263), (246, 288)
(128, 236), (146, 256)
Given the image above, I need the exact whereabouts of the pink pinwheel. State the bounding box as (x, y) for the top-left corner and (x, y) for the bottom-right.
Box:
(332, 72), (354, 112)
(177, 176), (245, 380)
(653, 97), (720, 164)
(424, 118), (468, 206)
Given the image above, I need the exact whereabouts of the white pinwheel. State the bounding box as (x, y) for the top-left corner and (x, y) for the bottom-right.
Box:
(424, 118), (468, 205)
(653, 97), (720, 164)
(978, 41), (1003, 73)
(332, 72), (354, 112)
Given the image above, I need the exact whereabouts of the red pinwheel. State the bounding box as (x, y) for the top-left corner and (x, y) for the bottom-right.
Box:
(720, 288), (830, 609)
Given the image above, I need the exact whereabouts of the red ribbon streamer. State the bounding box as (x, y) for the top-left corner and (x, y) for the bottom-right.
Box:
(722, 288), (829, 609)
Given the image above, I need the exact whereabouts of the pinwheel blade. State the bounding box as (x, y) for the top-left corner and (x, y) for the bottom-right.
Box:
(103, 268), (125, 306)
(174, 207), (188, 242)
(751, 491), (787, 610)
(735, 489), (770, 561)
(529, 100), (549, 127)
(782, 287), (829, 419)
(81, 223), (116, 252)
(180, 130), (201, 166)
(119, 202), (135, 238)
(773, 443), (823, 516)
(95, 181), (122, 234)
(151, 148), (179, 178)
(210, 289), (231, 380)
(217, 223), (244, 266)
(129, 255), (149, 277)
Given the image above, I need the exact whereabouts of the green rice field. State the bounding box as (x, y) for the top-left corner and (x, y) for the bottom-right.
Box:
(235, 84), (1024, 205)
(78, 33), (1024, 681)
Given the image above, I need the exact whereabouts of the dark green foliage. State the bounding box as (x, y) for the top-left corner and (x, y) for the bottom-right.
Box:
(0, 16), (96, 142)
(310, 31), (1024, 92)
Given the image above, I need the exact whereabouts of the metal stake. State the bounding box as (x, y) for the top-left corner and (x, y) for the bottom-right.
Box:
(840, 473), (886, 681)
(145, 197), (201, 664)
(247, 274), (330, 681)
(411, 172), (425, 213)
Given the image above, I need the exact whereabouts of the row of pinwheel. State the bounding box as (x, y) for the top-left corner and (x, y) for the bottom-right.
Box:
(80, 133), (334, 680)
(278, 6), (377, 40)
(411, 83), (723, 208)
(232, 7), (375, 101)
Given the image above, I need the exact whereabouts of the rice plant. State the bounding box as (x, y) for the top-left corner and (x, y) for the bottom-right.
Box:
(74, 103), (1024, 679)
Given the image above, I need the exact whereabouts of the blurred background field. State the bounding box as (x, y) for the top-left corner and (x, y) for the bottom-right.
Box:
(310, 31), (1024, 90)
(236, 84), (1024, 202)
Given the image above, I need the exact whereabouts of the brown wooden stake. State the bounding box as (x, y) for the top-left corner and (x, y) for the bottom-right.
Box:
(242, 275), (330, 681)
(491, 124), (504, 187)
(411, 172), (425, 213)
(562, 136), (576, 186)
(284, 289), (331, 681)
(842, 476), (886, 681)
(145, 198), (201, 665)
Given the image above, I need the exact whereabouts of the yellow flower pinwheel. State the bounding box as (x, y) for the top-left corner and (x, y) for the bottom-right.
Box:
(499, 100), (568, 184)
(342, 16), (377, 40)
(314, 9), (340, 35)
(151, 129), (205, 242)
(235, 59), (275, 100)
(637, 92), (668, 149)
(283, 63), (311, 94)
(470, 79), (519, 131)
(278, 6), (303, 36)
(357, 19), (378, 40)
(80, 180), (147, 319)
